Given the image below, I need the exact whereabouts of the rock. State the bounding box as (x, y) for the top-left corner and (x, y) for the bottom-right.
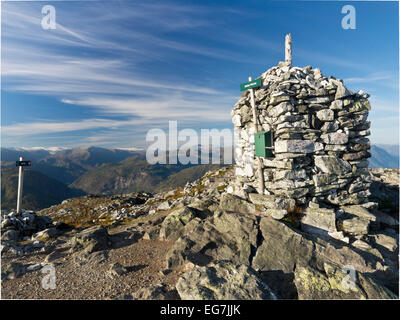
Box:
(1, 230), (20, 241)
(269, 102), (293, 118)
(274, 140), (324, 154)
(321, 132), (348, 145)
(218, 193), (256, 214)
(166, 211), (258, 269)
(176, 261), (276, 300)
(1, 262), (26, 280)
(26, 263), (43, 272)
(300, 206), (337, 237)
(44, 251), (64, 263)
(375, 211), (398, 228)
(35, 216), (54, 230)
(340, 205), (377, 222)
(157, 201), (171, 211)
(232, 114), (241, 127)
(371, 233), (398, 252)
(212, 211), (258, 262)
(252, 217), (375, 280)
(159, 207), (197, 241)
(335, 82), (352, 99)
(128, 230), (145, 242)
(143, 228), (159, 240)
(70, 226), (111, 254)
(328, 231), (349, 244)
(73, 250), (108, 266)
(269, 209), (287, 220)
(108, 262), (128, 279)
(294, 263), (397, 299)
(338, 217), (370, 235)
(243, 164), (253, 177)
(131, 284), (171, 300)
(343, 151), (370, 161)
(305, 96), (332, 104)
(248, 193), (295, 210)
(330, 99), (343, 110)
(314, 156), (351, 176)
(352, 239), (371, 250)
(32, 228), (58, 241)
(321, 121), (339, 132)
(316, 109), (334, 121)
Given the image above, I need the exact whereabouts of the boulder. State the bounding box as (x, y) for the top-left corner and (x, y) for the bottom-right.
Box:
(32, 228), (58, 241)
(334, 81), (352, 99)
(252, 217), (376, 280)
(1, 230), (20, 241)
(338, 217), (370, 235)
(371, 233), (398, 252)
(176, 261), (276, 300)
(321, 132), (348, 145)
(44, 251), (64, 263)
(73, 250), (108, 266)
(294, 263), (397, 299)
(218, 193), (256, 214)
(131, 284), (171, 300)
(70, 226), (111, 254)
(300, 206), (337, 237)
(1, 262), (26, 280)
(314, 156), (351, 176)
(340, 205), (377, 222)
(316, 109), (334, 121)
(107, 262), (128, 279)
(157, 201), (171, 211)
(269, 209), (287, 220)
(274, 140), (324, 154)
(166, 211), (258, 269)
(248, 193), (295, 210)
(159, 207), (197, 241)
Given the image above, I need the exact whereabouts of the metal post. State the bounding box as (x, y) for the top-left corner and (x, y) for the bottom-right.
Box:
(285, 33), (292, 67)
(16, 156), (24, 214)
(248, 77), (265, 195)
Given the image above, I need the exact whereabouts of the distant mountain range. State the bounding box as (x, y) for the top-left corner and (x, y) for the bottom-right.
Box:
(369, 144), (399, 169)
(0, 146), (222, 210)
(0, 144), (397, 211)
(1, 146), (145, 184)
(1, 167), (85, 211)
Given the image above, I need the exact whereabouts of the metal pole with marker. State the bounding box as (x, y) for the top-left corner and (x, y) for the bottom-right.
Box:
(16, 157), (31, 213)
(17, 156), (24, 213)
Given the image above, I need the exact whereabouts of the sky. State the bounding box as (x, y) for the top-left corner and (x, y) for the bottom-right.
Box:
(0, 0), (398, 149)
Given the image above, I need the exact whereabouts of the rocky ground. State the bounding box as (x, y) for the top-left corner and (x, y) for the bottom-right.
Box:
(1, 167), (399, 300)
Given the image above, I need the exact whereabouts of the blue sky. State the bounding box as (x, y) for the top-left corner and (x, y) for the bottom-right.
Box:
(1, 0), (398, 148)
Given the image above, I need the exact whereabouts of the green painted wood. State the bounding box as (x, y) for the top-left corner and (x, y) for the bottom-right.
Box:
(240, 78), (262, 91)
(254, 131), (274, 158)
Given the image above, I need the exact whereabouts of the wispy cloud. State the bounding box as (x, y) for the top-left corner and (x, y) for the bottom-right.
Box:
(1, 0), (398, 148)
(345, 72), (396, 83)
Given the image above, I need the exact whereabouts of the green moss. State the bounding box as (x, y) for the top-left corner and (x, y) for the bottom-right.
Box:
(298, 267), (330, 292)
(217, 185), (226, 191)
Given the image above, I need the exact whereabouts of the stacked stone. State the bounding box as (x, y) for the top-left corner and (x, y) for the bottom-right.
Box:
(232, 62), (372, 206)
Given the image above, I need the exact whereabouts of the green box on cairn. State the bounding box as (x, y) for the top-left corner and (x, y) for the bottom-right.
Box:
(254, 131), (273, 158)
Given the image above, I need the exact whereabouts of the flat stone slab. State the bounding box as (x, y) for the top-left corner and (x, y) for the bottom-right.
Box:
(274, 140), (324, 154)
(300, 206), (337, 237)
(248, 193), (295, 211)
(314, 156), (351, 176)
(340, 205), (377, 222)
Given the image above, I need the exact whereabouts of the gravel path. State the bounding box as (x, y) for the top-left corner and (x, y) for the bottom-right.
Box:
(2, 235), (183, 299)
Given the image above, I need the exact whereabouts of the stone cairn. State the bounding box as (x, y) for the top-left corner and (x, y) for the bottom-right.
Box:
(231, 35), (372, 209)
